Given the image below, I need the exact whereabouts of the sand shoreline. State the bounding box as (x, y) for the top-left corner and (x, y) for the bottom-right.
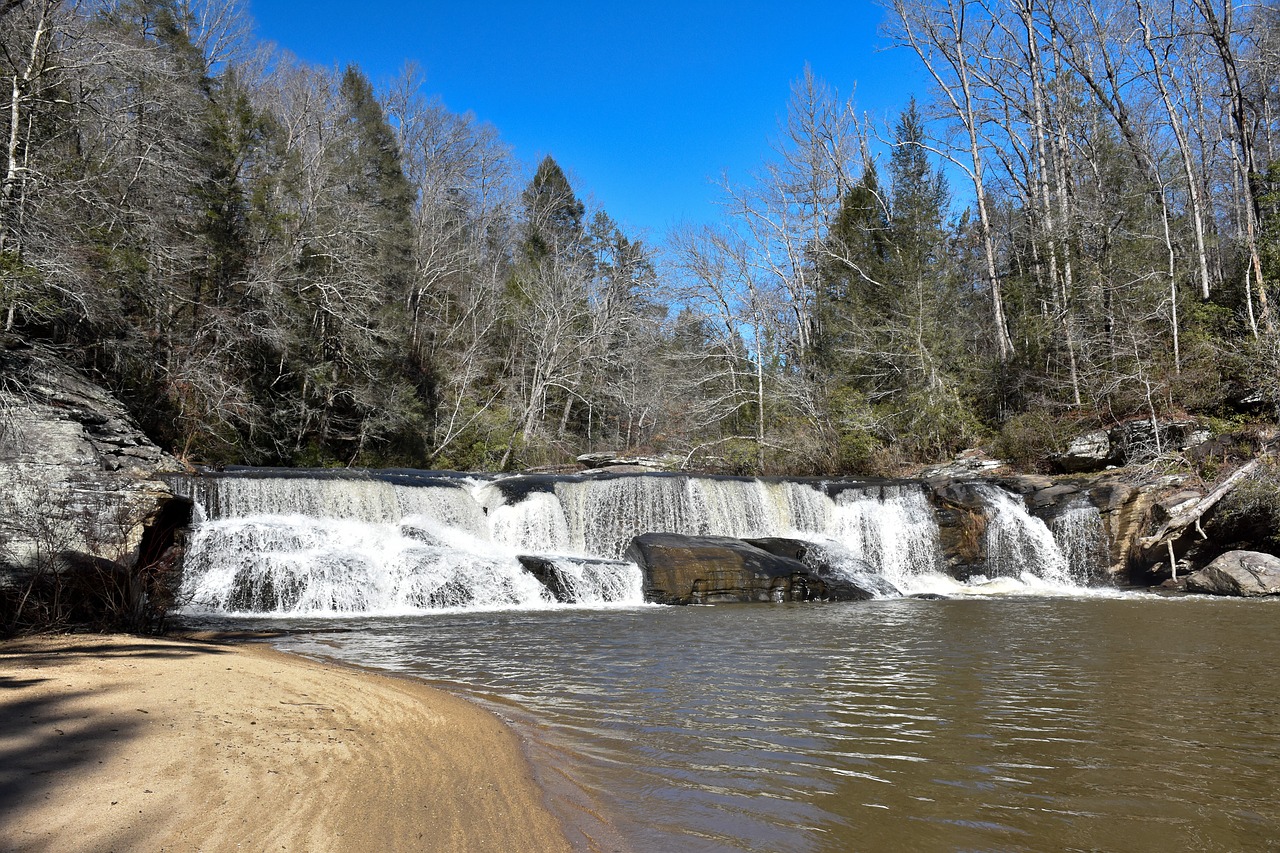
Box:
(0, 633), (576, 852)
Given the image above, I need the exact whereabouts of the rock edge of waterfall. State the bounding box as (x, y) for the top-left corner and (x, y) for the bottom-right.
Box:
(3, 341), (1280, 629)
(0, 339), (191, 632)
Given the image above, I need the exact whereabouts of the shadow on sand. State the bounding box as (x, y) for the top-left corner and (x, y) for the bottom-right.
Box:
(0, 637), (233, 849)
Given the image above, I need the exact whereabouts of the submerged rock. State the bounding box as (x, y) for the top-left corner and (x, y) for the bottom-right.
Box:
(793, 540), (901, 600)
(1185, 550), (1280, 597)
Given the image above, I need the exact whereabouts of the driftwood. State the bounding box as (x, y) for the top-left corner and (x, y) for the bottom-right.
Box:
(1140, 456), (1269, 551)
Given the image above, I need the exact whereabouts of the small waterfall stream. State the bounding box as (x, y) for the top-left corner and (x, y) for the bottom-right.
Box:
(1048, 494), (1111, 584)
(175, 470), (1104, 615)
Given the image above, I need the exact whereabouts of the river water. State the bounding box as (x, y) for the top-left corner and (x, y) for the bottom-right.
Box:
(248, 595), (1280, 853)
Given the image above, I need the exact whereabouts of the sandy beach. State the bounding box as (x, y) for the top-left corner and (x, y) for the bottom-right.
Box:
(0, 634), (574, 853)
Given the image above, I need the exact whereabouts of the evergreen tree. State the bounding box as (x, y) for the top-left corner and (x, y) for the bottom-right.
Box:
(338, 64), (416, 298)
(521, 155), (585, 262)
(887, 98), (949, 292)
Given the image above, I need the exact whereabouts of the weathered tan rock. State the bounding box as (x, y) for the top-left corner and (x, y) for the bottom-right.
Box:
(625, 533), (827, 605)
(1186, 550), (1280, 596)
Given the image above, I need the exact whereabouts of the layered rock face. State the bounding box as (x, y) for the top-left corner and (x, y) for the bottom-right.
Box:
(624, 533), (895, 605)
(626, 533), (818, 605)
(0, 339), (185, 575)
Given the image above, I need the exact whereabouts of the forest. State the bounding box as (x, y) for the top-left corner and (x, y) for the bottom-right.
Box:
(1, 0), (1278, 475)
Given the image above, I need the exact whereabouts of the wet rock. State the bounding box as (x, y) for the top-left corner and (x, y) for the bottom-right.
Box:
(517, 554), (635, 603)
(1185, 551), (1280, 597)
(743, 537), (810, 562)
(625, 533), (825, 605)
(928, 482), (991, 578)
(519, 555), (575, 602)
(796, 540), (900, 600)
(745, 537), (901, 600)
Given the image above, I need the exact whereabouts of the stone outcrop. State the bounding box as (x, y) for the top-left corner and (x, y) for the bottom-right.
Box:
(1185, 550), (1280, 596)
(1051, 420), (1211, 473)
(576, 452), (681, 472)
(624, 533), (892, 605)
(0, 339), (187, 629)
(626, 533), (817, 605)
(919, 449), (1006, 479)
(1052, 430), (1118, 473)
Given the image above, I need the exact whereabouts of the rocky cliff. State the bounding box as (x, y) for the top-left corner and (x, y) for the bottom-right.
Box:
(0, 338), (188, 630)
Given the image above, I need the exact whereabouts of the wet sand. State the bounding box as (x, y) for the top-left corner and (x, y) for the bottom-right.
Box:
(0, 634), (573, 852)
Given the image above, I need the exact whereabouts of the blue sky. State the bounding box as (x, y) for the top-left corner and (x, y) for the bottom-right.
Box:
(247, 1), (929, 239)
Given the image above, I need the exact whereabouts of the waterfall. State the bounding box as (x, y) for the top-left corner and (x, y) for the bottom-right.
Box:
(971, 484), (1072, 585)
(176, 470), (1104, 616)
(177, 473), (641, 615)
(1047, 495), (1109, 585)
(544, 475), (833, 559)
(536, 557), (645, 605)
(828, 484), (944, 590)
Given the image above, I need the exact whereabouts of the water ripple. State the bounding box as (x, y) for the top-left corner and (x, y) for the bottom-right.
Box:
(271, 597), (1280, 853)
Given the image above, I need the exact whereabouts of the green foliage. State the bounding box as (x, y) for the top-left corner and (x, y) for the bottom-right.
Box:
(339, 65), (416, 296)
(996, 410), (1079, 471)
(0, 252), (53, 325)
(522, 155), (585, 262)
(5, 1), (1278, 480)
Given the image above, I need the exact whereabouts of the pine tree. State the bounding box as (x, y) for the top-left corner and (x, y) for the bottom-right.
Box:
(338, 65), (416, 299)
(521, 155), (585, 263)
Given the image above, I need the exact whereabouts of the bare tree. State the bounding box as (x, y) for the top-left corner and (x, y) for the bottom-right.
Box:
(886, 0), (1015, 364)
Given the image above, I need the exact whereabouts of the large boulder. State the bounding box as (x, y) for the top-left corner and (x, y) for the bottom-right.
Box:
(625, 533), (825, 605)
(0, 339), (187, 630)
(1186, 550), (1280, 597)
(1051, 430), (1118, 473)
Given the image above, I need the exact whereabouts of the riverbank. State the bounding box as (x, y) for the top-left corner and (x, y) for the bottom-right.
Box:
(0, 633), (574, 853)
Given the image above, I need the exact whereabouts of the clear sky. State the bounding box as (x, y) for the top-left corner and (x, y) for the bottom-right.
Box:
(246, 1), (929, 240)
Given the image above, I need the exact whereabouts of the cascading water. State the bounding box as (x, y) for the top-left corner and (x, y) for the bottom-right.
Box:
(176, 473), (642, 616)
(828, 484), (944, 592)
(175, 470), (1104, 616)
(971, 484), (1073, 586)
(1047, 495), (1110, 585)
(541, 475), (834, 559)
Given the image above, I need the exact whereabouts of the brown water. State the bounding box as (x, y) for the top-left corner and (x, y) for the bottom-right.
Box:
(272, 596), (1280, 852)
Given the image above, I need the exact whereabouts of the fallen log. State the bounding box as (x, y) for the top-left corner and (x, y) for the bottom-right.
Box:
(1140, 456), (1270, 551)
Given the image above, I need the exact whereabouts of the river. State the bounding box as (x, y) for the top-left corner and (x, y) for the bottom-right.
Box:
(228, 595), (1280, 853)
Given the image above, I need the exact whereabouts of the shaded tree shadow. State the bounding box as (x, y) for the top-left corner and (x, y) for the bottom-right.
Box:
(0, 638), (234, 850)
